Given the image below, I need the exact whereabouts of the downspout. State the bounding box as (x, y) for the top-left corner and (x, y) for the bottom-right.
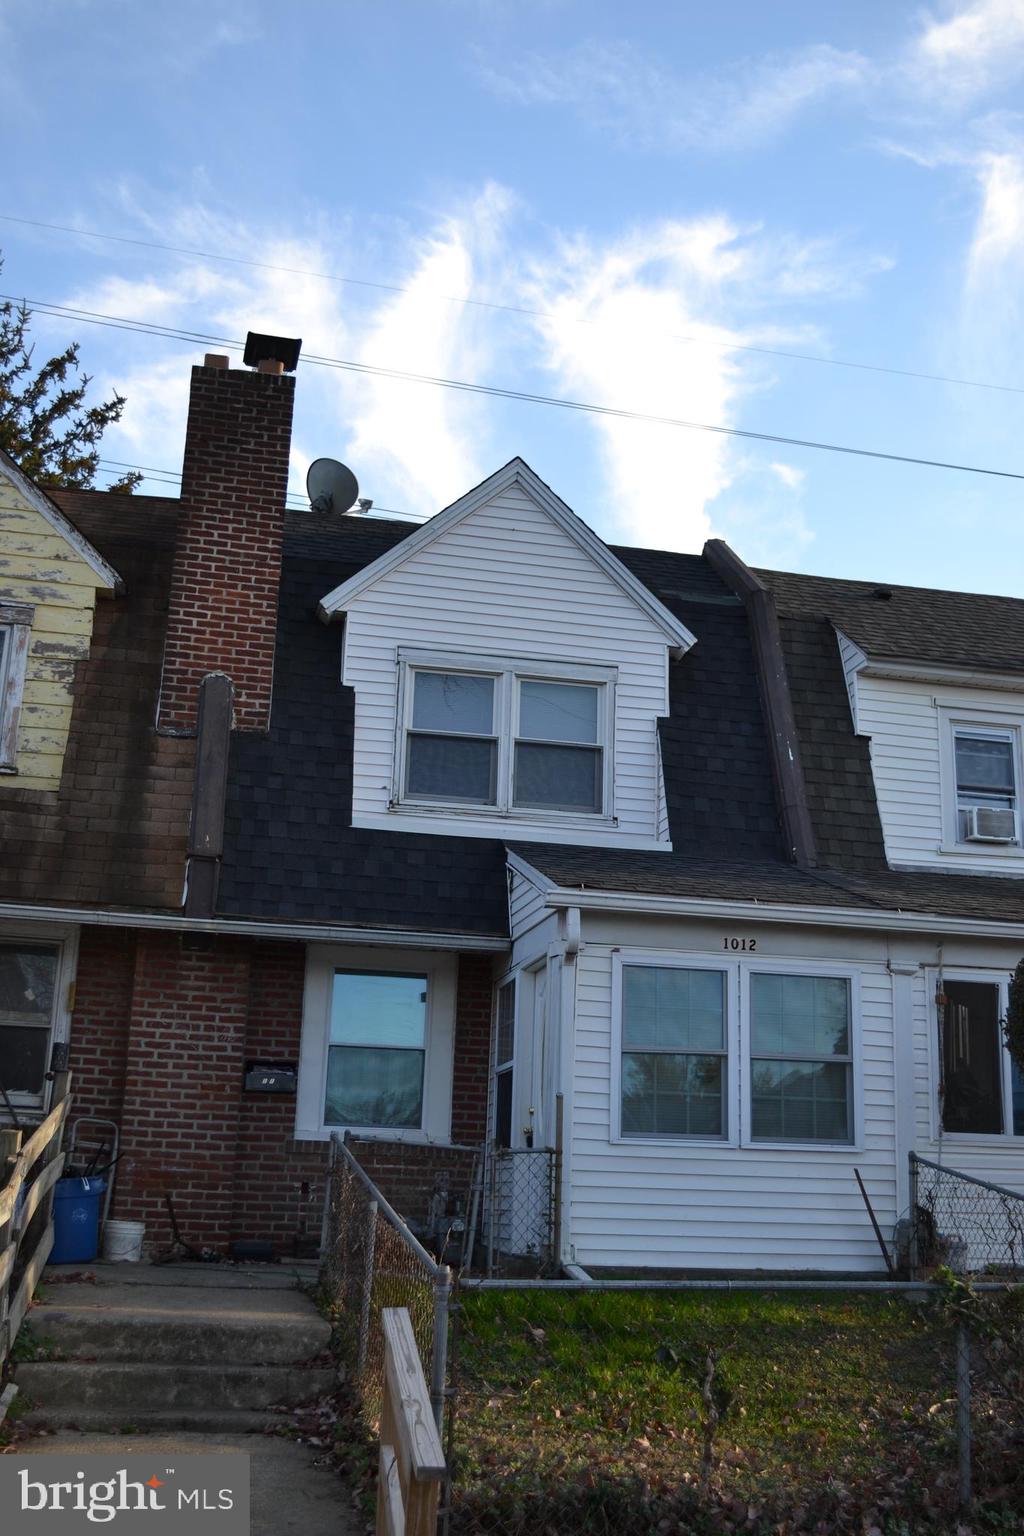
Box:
(703, 539), (817, 868)
(556, 906), (580, 1267)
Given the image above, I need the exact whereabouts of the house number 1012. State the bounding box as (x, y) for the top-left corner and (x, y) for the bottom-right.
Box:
(722, 937), (757, 951)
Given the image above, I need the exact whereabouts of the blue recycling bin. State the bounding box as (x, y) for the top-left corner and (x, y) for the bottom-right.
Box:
(50, 1176), (106, 1264)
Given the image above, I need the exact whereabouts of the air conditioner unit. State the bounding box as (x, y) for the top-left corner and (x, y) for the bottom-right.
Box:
(963, 806), (1017, 843)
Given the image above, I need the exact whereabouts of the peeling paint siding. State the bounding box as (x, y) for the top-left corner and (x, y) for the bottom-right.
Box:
(0, 478), (101, 790)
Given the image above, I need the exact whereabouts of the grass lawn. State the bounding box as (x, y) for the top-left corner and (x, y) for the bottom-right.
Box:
(449, 1288), (1017, 1535)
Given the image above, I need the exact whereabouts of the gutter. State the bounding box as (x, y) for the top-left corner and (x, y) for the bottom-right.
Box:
(0, 901), (509, 953)
(537, 883), (1024, 940)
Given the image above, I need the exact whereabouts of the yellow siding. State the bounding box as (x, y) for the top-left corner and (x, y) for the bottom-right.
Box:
(0, 477), (106, 791)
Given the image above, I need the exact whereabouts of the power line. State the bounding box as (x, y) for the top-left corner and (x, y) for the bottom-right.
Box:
(94, 458), (425, 519)
(11, 294), (1024, 485)
(3, 209), (1022, 398)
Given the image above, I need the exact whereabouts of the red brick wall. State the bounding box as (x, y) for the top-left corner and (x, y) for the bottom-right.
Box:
(346, 1138), (478, 1233)
(68, 926), (134, 1126)
(66, 927), (494, 1256)
(232, 940), (328, 1254)
(452, 953), (494, 1144)
(111, 931), (251, 1250)
(158, 361), (294, 736)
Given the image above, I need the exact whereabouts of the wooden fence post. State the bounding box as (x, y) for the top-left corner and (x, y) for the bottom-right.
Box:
(377, 1307), (447, 1536)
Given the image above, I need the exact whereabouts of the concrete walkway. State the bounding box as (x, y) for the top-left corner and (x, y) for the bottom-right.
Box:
(19, 1432), (362, 1536)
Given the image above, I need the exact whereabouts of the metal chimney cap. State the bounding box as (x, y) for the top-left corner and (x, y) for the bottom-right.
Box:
(243, 332), (302, 372)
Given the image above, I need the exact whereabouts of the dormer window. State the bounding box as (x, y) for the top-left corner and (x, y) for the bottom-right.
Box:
(396, 649), (615, 821)
(954, 729), (1018, 843)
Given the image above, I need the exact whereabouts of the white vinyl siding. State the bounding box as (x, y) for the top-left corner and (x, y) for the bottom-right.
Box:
(569, 923), (897, 1273)
(341, 484), (673, 847)
(849, 669), (1024, 873)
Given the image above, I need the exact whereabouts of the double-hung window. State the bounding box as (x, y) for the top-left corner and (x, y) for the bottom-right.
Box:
(749, 974), (853, 1144)
(324, 970), (428, 1130)
(954, 728), (1018, 842)
(398, 652), (613, 819)
(615, 956), (857, 1146)
(620, 965), (728, 1139)
(0, 604), (32, 771)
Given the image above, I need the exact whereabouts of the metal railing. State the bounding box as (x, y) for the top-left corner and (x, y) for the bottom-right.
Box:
(909, 1151), (1024, 1279)
(320, 1133), (452, 1433)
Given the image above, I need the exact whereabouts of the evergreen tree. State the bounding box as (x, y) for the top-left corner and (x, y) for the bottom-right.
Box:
(0, 260), (141, 492)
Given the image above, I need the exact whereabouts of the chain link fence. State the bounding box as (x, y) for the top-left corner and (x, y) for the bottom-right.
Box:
(320, 1133), (451, 1431)
(475, 1147), (558, 1278)
(910, 1151), (1024, 1277)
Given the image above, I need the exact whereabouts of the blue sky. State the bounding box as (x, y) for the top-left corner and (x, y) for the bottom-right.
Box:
(2, 0), (1023, 592)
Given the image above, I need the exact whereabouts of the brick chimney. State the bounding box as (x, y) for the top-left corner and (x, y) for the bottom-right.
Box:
(157, 344), (298, 735)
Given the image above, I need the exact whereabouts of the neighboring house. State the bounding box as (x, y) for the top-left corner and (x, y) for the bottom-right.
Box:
(2, 338), (1024, 1273)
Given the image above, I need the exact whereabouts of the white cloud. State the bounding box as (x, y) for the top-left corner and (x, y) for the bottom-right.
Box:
(966, 147), (1024, 280)
(523, 217), (866, 553)
(341, 184), (514, 517)
(478, 39), (867, 152)
(910, 0), (1024, 100)
(769, 461), (805, 490)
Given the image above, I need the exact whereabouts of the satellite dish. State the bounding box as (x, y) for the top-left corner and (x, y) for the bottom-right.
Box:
(306, 458), (359, 515)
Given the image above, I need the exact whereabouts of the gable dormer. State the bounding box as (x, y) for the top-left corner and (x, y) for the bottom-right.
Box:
(0, 451), (121, 790)
(838, 629), (1024, 876)
(318, 460), (695, 849)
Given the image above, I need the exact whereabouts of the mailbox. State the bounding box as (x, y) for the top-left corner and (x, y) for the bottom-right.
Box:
(243, 1061), (298, 1094)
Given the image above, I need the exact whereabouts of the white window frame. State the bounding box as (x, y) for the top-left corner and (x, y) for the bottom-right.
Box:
(938, 705), (1024, 859)
(393, 648), (616, 826)
(490, 971), (518, 1147)
(295, 944), (456, 1143)
(611, 951), (740, 1148)
(927, 967), (1022, 1145)
(0, 921), (78, 1116)
(739, 958), (862, 1153)
(610, 951), (863, 1152)
(0, 604), (33, 773)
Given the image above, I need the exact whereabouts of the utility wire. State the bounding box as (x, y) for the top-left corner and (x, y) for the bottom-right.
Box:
(94, 457), (425, 519)
(10, 294), (1024, 485)
(3, 210), (1022, 398)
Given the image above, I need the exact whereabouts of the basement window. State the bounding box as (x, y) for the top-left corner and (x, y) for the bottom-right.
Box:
(0, 604), (33, 772)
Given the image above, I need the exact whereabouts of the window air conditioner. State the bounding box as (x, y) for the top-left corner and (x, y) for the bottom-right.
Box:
(963, 806), (1017, 843)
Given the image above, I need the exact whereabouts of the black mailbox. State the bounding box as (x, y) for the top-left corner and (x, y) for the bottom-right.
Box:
(243, 1061), (298, 1094)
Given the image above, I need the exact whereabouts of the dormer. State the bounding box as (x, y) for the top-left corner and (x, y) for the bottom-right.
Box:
(838, 626), (1024, 876)
(318, 459), (696, 849)
(0, 450), (122, 790)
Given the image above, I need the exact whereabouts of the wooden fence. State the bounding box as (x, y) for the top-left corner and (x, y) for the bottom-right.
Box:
(0, 1072), (71, 1371)
(377, 1306), (447, 1536)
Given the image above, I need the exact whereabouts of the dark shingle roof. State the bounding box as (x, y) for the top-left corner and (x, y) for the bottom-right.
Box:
(511, 844), (1024, 925)
(760, 566), (1024, 675)
(218, 526), (508, 938)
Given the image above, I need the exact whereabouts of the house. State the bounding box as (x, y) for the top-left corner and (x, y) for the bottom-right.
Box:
(2, 337), (1023, 1273)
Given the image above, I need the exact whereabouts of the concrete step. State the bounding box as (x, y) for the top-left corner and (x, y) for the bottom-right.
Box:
(19, 1409), (298, 1435)
(28, 1284), (330, 1364)
(15, 1362), (337, 1422)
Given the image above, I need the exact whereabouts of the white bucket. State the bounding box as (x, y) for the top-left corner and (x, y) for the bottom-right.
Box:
(102, 1218), (145, 1263)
